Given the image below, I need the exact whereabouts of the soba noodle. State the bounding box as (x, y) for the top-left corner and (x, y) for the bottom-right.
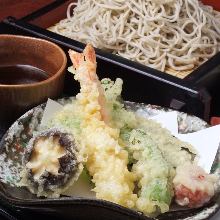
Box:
(50, 0), (220, 73)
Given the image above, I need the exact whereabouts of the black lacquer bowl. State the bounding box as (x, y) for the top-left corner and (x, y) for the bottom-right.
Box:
(0, 98), (220, 220)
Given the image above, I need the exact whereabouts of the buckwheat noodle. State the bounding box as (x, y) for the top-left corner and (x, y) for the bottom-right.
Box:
(51, 0), (220, 72)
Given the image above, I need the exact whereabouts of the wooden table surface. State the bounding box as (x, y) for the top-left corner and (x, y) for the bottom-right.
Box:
(0, 0), (54, 21)
(1, 0), (219, 22)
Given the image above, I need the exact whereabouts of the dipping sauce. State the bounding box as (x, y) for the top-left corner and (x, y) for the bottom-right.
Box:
(0, 64), (48, 85)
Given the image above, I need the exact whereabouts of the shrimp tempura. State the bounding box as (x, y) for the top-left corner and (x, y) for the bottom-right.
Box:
(68, 45), (137, 208)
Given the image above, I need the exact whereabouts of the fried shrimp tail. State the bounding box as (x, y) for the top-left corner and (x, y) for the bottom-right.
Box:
(68, 44), (109, 124)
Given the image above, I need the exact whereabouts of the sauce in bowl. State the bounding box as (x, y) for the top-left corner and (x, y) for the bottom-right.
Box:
(0, 64), (48, 85)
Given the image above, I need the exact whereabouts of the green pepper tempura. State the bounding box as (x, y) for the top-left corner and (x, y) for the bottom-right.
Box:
(121, 129), (174, 216)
